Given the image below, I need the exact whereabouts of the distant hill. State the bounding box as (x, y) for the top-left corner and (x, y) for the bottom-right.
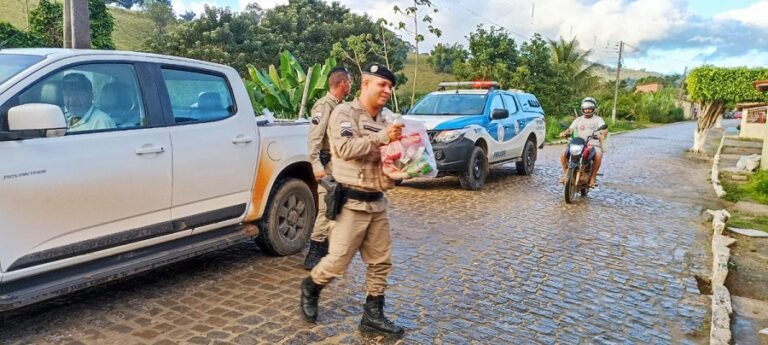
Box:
(0, 0), (153, 51)
(592, 63), (663, 81)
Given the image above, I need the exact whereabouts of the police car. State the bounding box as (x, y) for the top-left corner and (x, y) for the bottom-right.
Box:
(405, 81), (546, 190)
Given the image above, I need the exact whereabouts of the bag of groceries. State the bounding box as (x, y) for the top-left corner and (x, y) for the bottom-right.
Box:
(380, 117), (438, 180)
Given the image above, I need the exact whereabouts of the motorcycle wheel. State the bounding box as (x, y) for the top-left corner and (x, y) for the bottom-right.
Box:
(564, 167), (578, 203)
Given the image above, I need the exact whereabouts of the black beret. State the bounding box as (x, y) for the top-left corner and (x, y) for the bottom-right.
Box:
(328, 66), (350, 76)
(362, 63), (396, 86)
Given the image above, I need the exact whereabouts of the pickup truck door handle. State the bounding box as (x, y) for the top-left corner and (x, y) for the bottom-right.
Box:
(232, 135), (253, 144)
(135, 145), (165, 155)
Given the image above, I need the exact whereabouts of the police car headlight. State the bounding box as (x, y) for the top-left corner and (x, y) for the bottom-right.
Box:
(435, 129), (467, 143)
(569, 144), (584, 156)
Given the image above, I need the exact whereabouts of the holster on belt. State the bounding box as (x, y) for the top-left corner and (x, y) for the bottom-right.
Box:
(319, 176), (344, 220)
(319, 150), (331, 167)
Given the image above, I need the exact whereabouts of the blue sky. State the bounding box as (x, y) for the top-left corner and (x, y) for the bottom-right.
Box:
(171, 0), (768, 75)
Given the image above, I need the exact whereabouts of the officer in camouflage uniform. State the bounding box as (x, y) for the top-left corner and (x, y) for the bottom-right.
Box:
(300, 64), (405, 336)
(304, 67), (352, 269)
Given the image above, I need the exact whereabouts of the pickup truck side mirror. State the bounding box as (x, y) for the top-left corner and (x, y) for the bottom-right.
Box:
(491, 108), (509, 120)
(8, 103), (67, 139)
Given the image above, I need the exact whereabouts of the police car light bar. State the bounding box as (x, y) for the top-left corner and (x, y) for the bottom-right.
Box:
(437, 81), (499, 90)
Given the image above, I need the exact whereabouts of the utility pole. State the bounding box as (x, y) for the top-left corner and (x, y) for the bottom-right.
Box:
(611, 40), (624, 125)
(63, 0), (90, 49)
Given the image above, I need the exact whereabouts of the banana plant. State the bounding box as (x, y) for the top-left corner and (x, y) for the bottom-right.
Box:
(246, 51), (337, 119)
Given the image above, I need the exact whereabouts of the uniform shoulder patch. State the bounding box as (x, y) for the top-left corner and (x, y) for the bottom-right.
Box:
(340, 121), (353, 137)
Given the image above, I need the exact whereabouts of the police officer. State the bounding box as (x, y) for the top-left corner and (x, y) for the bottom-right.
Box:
(300, 64), (405, 336)
(304, 67), (352, 269)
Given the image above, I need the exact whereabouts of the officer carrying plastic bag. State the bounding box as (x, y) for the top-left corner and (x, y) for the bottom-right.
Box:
(379, 116), (438, 180)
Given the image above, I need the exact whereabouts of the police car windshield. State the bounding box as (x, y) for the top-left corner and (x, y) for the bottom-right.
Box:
(408, 94), (487, 115)
(0, 54), (44, 85)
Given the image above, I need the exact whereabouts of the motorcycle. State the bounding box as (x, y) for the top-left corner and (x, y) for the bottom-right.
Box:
(563, 124), (608, 203)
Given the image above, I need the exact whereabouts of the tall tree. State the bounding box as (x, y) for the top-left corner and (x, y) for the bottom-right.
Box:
(428, 43), (467, 74)
(393, 0), (441, 106)
(548, 37), (599, 95)
(143, 5), (268, 75)
(454, 25), (518, 86)
(686, 66), (768, 152)
(179, 10), (196, 22)
(143, 0), (175, 35)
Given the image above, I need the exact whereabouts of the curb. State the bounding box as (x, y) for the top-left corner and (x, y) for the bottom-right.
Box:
(706, 209), (736, 345)
(711, 136), (727, 198)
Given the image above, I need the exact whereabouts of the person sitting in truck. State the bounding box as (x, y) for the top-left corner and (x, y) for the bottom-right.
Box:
(62, 73), (116, 132)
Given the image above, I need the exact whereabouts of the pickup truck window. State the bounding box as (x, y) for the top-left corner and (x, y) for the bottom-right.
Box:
(490, 94), (504, 114)
(0, 54), (43, 85)
(12, 63), (146, 132)
(408, 94), (487, 115)
(501, 94), (518, 113)
(161, 69), (234, 124)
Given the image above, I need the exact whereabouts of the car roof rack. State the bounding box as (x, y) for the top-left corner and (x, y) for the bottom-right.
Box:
(437, 81), (499, 92)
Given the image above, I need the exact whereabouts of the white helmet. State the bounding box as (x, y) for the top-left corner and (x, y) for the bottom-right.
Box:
(580, 97), (597, 116)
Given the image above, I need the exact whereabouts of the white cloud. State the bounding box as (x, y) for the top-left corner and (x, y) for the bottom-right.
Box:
(172, 0), (217, 15)
(240, 0), (287, 11)
(714, 0), (768, 29)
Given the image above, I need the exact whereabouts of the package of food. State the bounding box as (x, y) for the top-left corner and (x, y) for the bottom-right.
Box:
(380, 117), (438, 179)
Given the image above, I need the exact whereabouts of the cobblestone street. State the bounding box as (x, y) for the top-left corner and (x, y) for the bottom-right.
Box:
(1, 121), (717, 344)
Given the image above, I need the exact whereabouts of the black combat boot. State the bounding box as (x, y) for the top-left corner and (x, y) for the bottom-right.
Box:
(300, 277), (324, 323)
(359, 295), (404, 336)
(303, 240), (326, 270)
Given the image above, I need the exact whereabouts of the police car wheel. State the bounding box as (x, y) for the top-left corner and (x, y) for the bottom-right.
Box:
(515, 139), (537, 176)
(257, 178), (316, 256)
(459, 146), (487, 190)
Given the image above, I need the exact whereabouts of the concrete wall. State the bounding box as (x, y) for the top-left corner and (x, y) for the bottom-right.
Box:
(740, 106), (768, 139)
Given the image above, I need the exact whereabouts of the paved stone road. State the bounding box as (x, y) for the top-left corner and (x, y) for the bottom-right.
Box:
(1, 122), (716, 344)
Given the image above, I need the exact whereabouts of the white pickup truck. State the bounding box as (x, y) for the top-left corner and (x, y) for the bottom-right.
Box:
(0, 49), (317, 311)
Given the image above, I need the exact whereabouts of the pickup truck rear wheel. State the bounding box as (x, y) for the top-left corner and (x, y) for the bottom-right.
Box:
(515, 139), (537, 175)
(257, 178), (316, 256)
(459, 146), (487, 190)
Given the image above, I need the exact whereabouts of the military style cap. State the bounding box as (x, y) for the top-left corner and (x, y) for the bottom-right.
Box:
(329, 66), (350, 75)
(362, 63), (397, 86)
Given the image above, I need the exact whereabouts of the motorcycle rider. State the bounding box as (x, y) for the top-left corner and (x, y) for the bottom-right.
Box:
(559, 97), (607, 188)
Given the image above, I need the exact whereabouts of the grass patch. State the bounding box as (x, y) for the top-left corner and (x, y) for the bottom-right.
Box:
(721, 170), (768, 204)
(728, 212), (768, 233)
(396, 53), (455, 109)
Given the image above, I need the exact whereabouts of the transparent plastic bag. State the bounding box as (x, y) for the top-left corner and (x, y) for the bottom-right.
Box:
(380, 117), (438, 179)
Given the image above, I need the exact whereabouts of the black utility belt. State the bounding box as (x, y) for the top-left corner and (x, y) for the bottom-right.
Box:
(342, 186), (383, 202)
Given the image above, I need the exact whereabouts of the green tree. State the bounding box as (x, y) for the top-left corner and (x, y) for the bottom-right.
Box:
(179, 10), (196, 22)
(0, 22), (45, 48)
(143, 5), (268, 75)
(259, 0), (384, 68)
(393, 0), (441, 106)
(28, 0), (63, 47)
(28, 0), (114, 49)
(686, 66), (768, 152)
(454, 25), (518, 86)
(428, 43), (467, 74)
(143, 0), (176, 36)
(513, 34), (574, 116)
(548, 37), (599, 96)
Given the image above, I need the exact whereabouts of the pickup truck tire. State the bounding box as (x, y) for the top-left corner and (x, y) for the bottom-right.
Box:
(515, 139), (537, 175)
(459, 146), (488, 190)
(257, 178), (316, 256)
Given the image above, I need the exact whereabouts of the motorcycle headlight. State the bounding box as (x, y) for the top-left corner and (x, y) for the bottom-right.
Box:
(434, 129), (468, 143)
(569, 144), (584, 156)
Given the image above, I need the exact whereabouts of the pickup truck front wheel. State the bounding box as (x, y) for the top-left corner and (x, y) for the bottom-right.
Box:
(257, 178), (316, 256)
(459, 146), (488, 190)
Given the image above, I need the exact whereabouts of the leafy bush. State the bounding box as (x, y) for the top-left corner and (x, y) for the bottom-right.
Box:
(246, 51), (336, 119)
(722, 170), (768, 204)
(0, 22), (45, 48)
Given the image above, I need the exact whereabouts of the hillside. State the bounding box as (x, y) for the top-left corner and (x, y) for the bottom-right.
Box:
(0, 0), (153, 51)
(592, 63), (662, 81)
(396, 53), (455, 105)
